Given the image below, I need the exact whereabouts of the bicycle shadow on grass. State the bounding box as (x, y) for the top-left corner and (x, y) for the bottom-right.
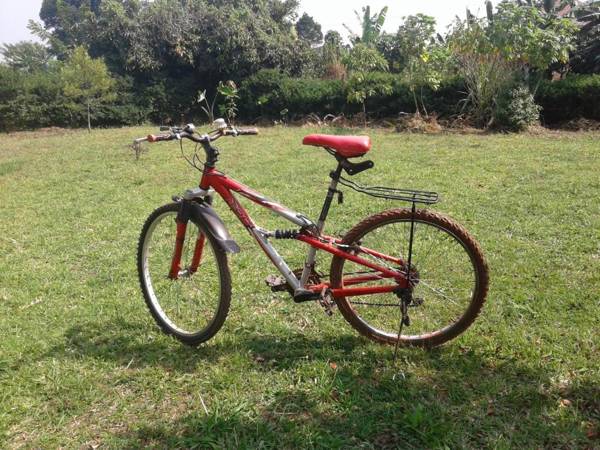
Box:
(42, 317), (226, 373)
(43, 317), (368, 373)
(109, 337), (591, 449)
(44, 318), (596, 447)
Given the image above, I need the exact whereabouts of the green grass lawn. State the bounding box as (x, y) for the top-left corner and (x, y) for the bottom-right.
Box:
(0, 126), (598, 448)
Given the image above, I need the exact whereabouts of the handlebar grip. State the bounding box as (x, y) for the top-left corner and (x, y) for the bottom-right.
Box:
(147, 134), (172, 143)
(237, 128), (259, 135)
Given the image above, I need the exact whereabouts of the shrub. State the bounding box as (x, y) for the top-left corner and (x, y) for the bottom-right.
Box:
(495, 85), (541, 131)
(238, 69), (345, 119)
(536, 74), (600, 124)
(0, 67), (153, 132)
(238, 69), (462, 122)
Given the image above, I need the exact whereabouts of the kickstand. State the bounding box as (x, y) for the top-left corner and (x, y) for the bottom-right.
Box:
(393, 200), (416, 364)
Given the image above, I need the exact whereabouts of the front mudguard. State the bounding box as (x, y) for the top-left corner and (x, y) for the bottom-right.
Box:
(176, 200), (240, 254)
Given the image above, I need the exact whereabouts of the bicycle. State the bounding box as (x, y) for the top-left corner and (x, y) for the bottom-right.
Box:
(134, 119), (489, 349)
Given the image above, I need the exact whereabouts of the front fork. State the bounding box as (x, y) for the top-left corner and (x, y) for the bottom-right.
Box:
(168, 200), (206, 280)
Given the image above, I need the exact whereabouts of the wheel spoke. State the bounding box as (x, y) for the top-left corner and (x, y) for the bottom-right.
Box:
(418, 280), (461, 306)
(330, 210), (487, 348)
(138, 205), (230, 343)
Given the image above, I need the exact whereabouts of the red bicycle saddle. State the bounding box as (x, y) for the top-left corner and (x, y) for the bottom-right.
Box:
(302, 134), (371, 158)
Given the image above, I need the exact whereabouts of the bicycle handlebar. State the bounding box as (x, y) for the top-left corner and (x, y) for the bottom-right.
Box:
(235, 128), (259, 136)
(134, 123), (259, 147)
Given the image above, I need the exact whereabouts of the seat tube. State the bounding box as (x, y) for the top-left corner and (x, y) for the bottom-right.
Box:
(299, 162), (343, 287)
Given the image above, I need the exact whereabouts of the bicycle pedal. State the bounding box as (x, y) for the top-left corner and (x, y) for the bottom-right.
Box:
(265, 274), (288, 292)
(293, 288), (321, 303)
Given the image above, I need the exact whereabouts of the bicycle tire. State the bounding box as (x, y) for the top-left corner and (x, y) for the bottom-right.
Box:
(137, 203), (231, 346)
(329, 208), (489, 348)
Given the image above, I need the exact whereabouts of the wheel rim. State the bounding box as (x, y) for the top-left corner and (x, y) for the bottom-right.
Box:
(142, 211), (222, 336)
(339, 218), (480, 343)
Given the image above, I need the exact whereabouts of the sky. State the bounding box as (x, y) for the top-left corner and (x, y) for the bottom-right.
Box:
(0, 0), (488, 46)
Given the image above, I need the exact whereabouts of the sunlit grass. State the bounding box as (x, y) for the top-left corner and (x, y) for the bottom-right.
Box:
(0, 126), (598, 448)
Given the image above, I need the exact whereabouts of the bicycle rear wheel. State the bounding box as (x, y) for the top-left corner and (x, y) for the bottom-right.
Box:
(137, 203), (231, 346)
(329, 208), (488, 348)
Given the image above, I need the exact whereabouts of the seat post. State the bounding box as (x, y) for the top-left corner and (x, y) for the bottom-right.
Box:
(299, 159), (343, 288)
(317, 160), (344, 230)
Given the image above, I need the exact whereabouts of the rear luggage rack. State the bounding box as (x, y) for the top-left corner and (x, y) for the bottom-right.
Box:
(338, 176), (439, 205)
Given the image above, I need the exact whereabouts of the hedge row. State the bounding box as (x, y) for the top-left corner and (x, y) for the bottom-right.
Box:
(0, 67), (153, 131)
(1, 67), (599, 131)
(536, 74), (600, 124)
(237, 70), (465, 120)
(239, 70), (600, 125)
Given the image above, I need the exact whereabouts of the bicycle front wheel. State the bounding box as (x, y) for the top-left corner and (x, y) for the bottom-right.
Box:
(137, 203), (231, 346)
(330, 208), (489, 348)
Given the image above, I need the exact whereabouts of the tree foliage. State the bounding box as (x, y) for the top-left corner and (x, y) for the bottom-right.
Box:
(0, 41), (51, 72)
(296, 13), (323, 45)
(448, 1), (577, 126)
(344, 43), (391, 126)
(393, 14), (448, 116)
(61, 46), (115, 131)
(0, 0), (596, 132)
(344, 5), (388, 46)
(569, 0), (600, 73)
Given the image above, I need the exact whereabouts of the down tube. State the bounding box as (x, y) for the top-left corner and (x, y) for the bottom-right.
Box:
(207, 172), (302, 290)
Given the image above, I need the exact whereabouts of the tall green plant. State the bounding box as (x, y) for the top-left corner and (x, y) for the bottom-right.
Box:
(344, 44), (390, 126)
(61, 46), (115, 132)
(217, 80), (239, 125)
(0, 41), (51, 72)
(448, 2), (577, 127)
(344, 5), (388, 46)
(322, 31), (348, 79)
(394, 14), (448, 116)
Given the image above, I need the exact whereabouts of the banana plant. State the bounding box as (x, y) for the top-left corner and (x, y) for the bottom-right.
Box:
(343, 5), (388, 46)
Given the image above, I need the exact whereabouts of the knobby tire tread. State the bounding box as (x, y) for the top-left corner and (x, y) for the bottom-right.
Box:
(329, 208), (489, 348)
(137, 203), (231, 346)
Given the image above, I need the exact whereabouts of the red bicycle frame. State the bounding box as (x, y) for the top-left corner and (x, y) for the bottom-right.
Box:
(170, 165), (409, 299)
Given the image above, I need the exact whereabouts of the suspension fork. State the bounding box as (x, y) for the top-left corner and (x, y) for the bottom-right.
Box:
(169, 221), (187, 280)
(188, 180), (217, 274)
(169, 199), (207, 279)
(189, 233), (206, 274)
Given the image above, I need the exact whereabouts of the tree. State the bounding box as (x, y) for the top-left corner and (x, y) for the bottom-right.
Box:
(267, 0), (300, 26)
(324, 30), (345, 49)
(61, 46), (115, 132)
(448, 2), (577, 126)
(393, 14), (446, 116)
(39, 0), (101, 57)
(0, 41), (51, 72)
(321, 30), (348, 79)
(344, 43), (391, 126)
(344, 5), (388, 46)
(567, 0), (600, 73)
(295, 13), (323, 45)
(344, 43), (389, 73)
